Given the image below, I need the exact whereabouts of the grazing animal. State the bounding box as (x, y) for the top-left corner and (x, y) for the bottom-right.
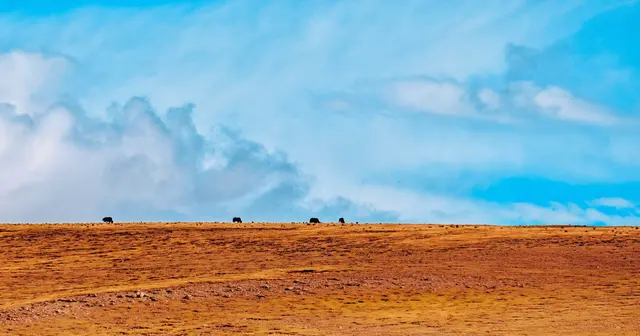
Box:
(338, 217), (345, 223)
(232, 217), (242, 223)
(309, 217), (320, 224)
(102, 217), (113, 223)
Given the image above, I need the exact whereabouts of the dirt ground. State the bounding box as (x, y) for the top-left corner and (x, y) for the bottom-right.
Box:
(0, 222), (638, 335)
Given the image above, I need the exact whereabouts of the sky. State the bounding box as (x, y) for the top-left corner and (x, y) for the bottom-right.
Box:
(1, 0), (640, 225)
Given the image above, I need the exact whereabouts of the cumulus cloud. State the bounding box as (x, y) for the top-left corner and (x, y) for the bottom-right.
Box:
(0, 51), (387, 223)
(0, 95), (309, 222)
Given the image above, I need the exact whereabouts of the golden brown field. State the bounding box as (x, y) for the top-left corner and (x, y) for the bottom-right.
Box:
(0, 222), (639, 335)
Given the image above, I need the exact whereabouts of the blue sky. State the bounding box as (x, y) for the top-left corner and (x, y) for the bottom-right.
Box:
(1, 0), (640, 225)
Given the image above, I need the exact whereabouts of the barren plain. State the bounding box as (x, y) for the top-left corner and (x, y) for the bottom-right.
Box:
(0, 223), (638, 335)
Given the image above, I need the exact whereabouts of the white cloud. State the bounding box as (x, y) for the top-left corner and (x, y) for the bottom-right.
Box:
(0, 51), (322, 222)
(533, 86), (619, 125)
(589, 197), (635, 209)
(385, 78), (622, 125)
(306, 183), (640, 225)
(477, 88), (501, 110)
(511, 81), (620, 125)
(0, 51), (69, 116)
(388, 80), (474, 116)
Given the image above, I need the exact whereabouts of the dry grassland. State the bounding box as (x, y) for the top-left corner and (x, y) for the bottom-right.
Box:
(0, 223), (639, 335)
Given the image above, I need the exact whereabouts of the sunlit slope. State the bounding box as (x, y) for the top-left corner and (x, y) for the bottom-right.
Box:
(0, 223), (638, 335)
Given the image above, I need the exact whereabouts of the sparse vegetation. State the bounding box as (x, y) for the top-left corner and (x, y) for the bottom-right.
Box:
(0, 223), (638, 335)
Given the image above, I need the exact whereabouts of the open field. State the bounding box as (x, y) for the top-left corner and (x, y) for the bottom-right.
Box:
(0, 222), (639, 335)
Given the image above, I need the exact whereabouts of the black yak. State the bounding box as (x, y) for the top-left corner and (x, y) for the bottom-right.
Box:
(309, 217), (320, 224)
(338, 217), (345, 223)
(232, 217), (242, 223)
(102, 217), (113, 223)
